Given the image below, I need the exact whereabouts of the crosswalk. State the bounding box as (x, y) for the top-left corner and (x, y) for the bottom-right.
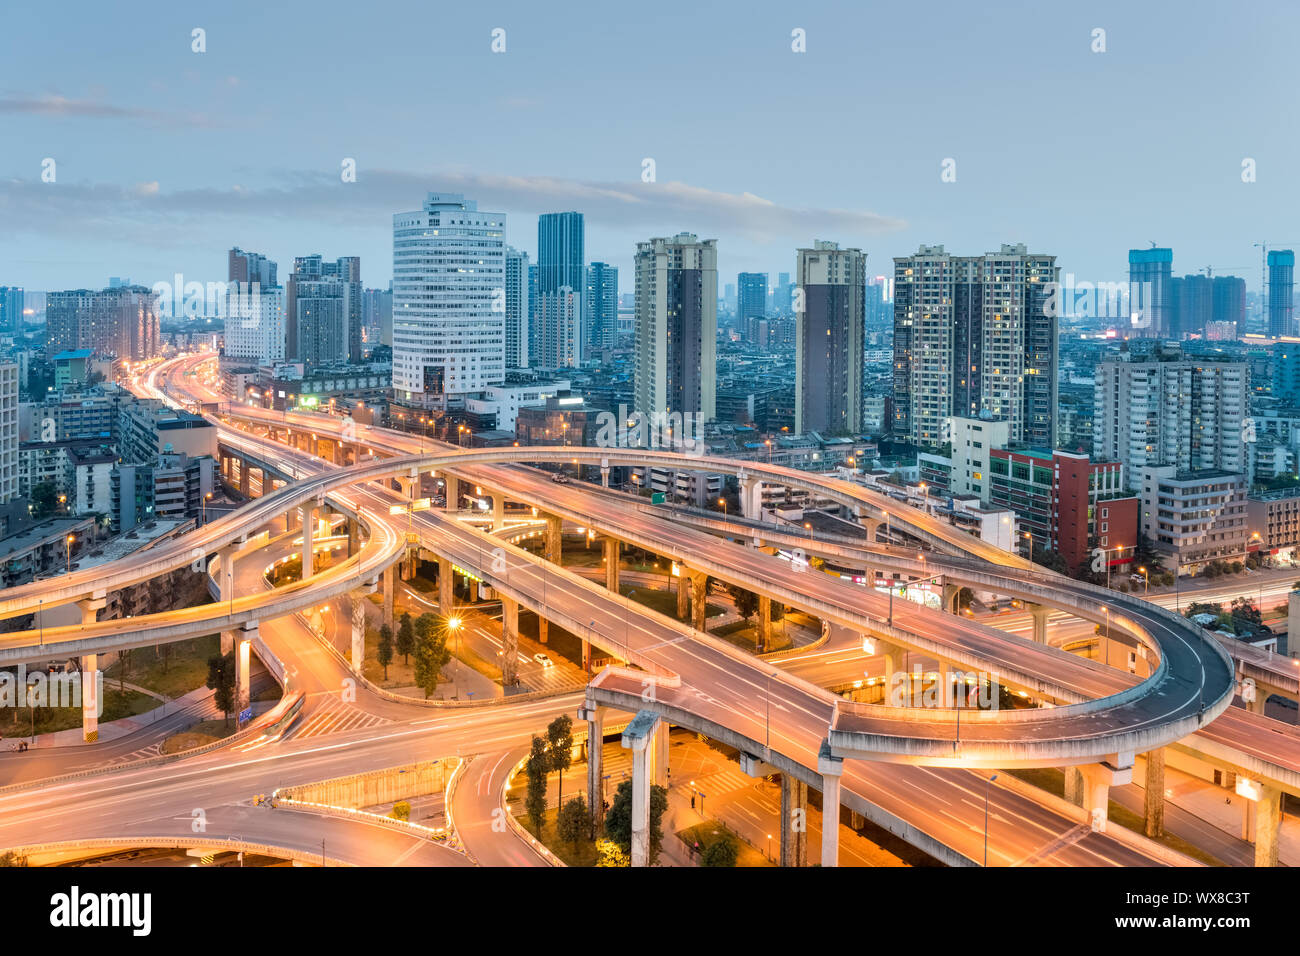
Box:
(282, 697), (392, 740)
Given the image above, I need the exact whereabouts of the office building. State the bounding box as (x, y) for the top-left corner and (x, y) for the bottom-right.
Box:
(228, 248), (277, 289)
(585, 261), (618, 354)
(534, 286), (582, 369)
(1269, 250), (1295, 339)
(0, 287), (24, 335)
(737, 272), (768, 335)
(0, 362), (16, 504)
(1128, 247), (1173, 338)
(1140, 466), (1248, 572)
(224, 284), (286, 365)
(46, 287), (160, 361)
(892, 244), (1058, 448)
(536, 212), (585, 369)
(504, 247), (530, 368)
(363, 285), (393, 350)
(392, 193), (506, 410)
(286, 255), (362, 365)
(634, 233), (717, 423)
(794, 241), (866, 435)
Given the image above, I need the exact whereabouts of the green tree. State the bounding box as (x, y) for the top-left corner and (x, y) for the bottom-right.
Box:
(414, 612), (436, 643)
(390, 800), (411, 822)
(377, 623), (394, 679)
(412, 626), (451, 699)
(205, 651), (237, 727)
(594, 839), (629, 867)
(702, 839), (738, 867)
(729, 585), (758, 621)
(604, 779), (668, 863)
(524, 735), (550, 834)
(396, 612), (415, 664)
(30, 481), (57, 519)
(547, 714), (574, 810)
(1231, 596), (1262, 628)
(556, 795), (588, 848)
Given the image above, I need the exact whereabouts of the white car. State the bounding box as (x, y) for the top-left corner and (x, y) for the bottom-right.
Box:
(533, 653), (554, 667)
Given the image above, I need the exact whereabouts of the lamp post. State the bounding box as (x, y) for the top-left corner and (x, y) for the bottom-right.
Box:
(919, 482), (930, 516)
(1022, 530), (1034, 562)
(984, 773), (999, 867)
(202, 491), (213, 525)
(65, 534), (74, 574)
(1138, 565), (1149, 596)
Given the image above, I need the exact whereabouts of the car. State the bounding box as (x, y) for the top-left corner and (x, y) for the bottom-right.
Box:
(534, 653), (554, 667)
(551, 473), (569, 484)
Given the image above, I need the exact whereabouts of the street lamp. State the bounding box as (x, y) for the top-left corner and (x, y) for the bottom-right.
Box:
(984, 773), (998, 866)
(202, 491), (213, 525)
(719, 497), (728, 520)
(1138, 565), (1149, 596)
(65, 534), (75, 574)
(918, 482), (930, 516)
(1022, 530), (1033, 562)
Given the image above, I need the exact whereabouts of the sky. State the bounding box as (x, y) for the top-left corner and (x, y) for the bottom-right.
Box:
(2, 0), (1298, 295)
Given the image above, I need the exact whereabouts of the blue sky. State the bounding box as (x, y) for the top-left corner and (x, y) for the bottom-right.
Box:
(2, 0), (1297, 293)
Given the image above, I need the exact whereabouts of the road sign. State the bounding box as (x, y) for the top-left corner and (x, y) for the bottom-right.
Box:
(238, 707), (252, 723)
(651, 492), (666, 504)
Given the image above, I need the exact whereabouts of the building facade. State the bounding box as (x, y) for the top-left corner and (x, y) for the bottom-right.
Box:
(795, 241), (866, 435)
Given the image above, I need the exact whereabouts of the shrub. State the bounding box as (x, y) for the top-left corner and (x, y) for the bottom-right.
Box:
(391, 800), (411, 822)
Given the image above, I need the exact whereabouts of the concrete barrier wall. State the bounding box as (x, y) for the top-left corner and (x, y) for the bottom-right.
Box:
(279, 758), (451, 809)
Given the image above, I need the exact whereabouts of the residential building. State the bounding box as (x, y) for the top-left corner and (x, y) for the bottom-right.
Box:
(585, 261), (618, 354)
(504, 247), (530, 369)
(1269, 250), (1295, 339)
(46, 287), (160, 361)
(795, 240), (866, 436)
(1140, 466), (1248, 572)
(223, 284), (286, 365)
(1128, 246), (1173, 337)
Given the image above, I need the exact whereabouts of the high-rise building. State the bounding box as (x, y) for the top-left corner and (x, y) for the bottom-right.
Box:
(504, 247), (530, 369)
(795, 241), (866, 435)
(1268, 250), (1295, 338)
(634, 233), (717, 422)
(892, 244), (1058, 448)
(1092, 345), (1248, 484)
(536, 212), (585, 368)
(737, 272), (767, 337)
(1170, 274), (1212, 339)
(228, 248), (278, 289)
(0, 287), (24, 336)
(46, 287), (160, 361)
(1128, 247), (1173, 338)
(362, 284), (393, 349)
(1212, 275), (1246, 331)
(527, 264), (539, 362)
(286, 255), (361, 365)
(585, 262), (618, 354)
(775, 272), (793, 314)
(392, 193), (506, 410)
(224, 285), (286, 365)
(0, 362), (16, 504)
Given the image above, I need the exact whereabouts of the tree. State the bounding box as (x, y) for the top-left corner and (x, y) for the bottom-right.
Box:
(30, 481), (57, 519)
(730, 585), (758, 622)
(702, 839), (738, 867)
(206, 651), (237, 727)
(414, 612), (436, 644)
(1031, 547), (1068, 575)
(547, 714), (574, 810)
(377, 623), (394, 679)
(412, 626), (451, 699)
(604, 779), (668, 863)
(391, 800), (410, 822)
(1231, 596), (1262, 628)
(594, 839), (629, 867)
(524, 735), (550, 834)
(396, 613), (415, 664)
(556, 795), (588, 848)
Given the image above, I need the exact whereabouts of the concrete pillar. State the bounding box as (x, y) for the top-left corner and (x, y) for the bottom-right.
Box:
(443, 475), (460, 512)
(1063, 766), (1084, 807)
(758, 595), (772, 653)
(941, 583), (960, 614)
(603, 537), (620, 592)
(438, 555), (454, 614)
(581, 705), (607, 838)
(492, 494), (506, 531)
(538, 617), (549, 646)
(383, 564), (395, 630)
(236, 624), (254, 715)
(779, 776), (808, 867)
(300, 503), (315, 579)
(544, 515), (563, 565)
(239, 460), (250, 497)
(1029, 602), (1050, 644)
(818, 744), (843, 867)
(690, 570), (709, 632)
(861, 517), (882, 543)
(1079, 764), (1115, 833)
(1255, 784), (1283, 867)
(81, 653), (100, 742)
(501, 596), (519, 687)
(582, 637), (591, 673)
(621, 711), (662, 868)
(600, 467), (610, 488)
(347, 518), (359, 558)
(739, 476), (761, 520)
(653, 719), (669, 788)
(1247, 694), (1267, 716)
(1143, 749), (1166, 838)
(676, 568), (690, 620)
(350, 597), (365, 673)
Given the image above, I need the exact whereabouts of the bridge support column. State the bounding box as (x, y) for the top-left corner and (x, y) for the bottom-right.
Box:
(600, 466), (610, 489)
(603, 537), (620, 592)
(818, 744), (843, 867)
(621, 711), (663, 867)
(758, 595), (772, 652)
(779, 776), (808, 867)
(236, 623), (254, 715)
(676, 568), (690, 620)
(1144, 749), (1166, 838)
(1077, 762), (1130, 833)
(501, 597), (519, 687)
(438, 555), (454, 614)
(351, 596), (365, 673)
(653, 719), (669, 788)
(493, 494), (506, 531)
(300, 503), (315, 580)
(81, 653), (100, 742)
(443, 475), (459, 512)
(689, 570), (709, 632)
(861, 517), (881, 542)
(1063, 767), (1084, 807)
(544, 515), (563, 565)
(580, 704), (607, 838)
(347, 518), (359, 558)
(239, 460), (250, 497)
(1247, 694), (1266, 716)
(1255, 783), (1283, 867)
(538, 617), (549, 645)
(941, 583), (960, 614)
(1028, 602), (1050, 644)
